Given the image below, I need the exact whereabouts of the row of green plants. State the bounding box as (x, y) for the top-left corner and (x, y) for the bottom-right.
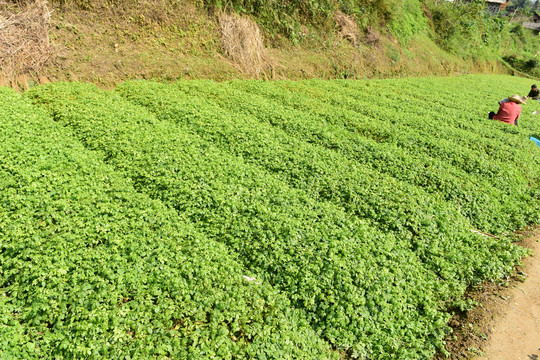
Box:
(28, 82), (456, 359)
(289, 78), (540, 189)
(0, 87), (338, 359)
(200, 75), (540, 233)
(24, 75), (536, 358)
(304, 76), (540, 188)
(160, 77), (538, 235)
(114, 80), (522, 285)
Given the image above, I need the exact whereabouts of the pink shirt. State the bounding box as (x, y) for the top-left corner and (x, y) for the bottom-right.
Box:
(493, 101), (521, 125)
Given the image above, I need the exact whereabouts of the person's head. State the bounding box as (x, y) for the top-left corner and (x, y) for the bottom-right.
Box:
(508, 94), (527, 104)
(532, 84), (537, 89)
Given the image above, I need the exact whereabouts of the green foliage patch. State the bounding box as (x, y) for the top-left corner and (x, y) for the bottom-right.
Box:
(423, 0), (540, 74)
(27, 82), (453, 359)
(201, 0), (427, 44)
(163, 78), (537, 235)
(22, 74), (538, 358)
(0, 87), (336, 359)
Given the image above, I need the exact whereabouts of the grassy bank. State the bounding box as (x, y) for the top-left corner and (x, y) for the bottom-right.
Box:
(5, 0), (539, 87)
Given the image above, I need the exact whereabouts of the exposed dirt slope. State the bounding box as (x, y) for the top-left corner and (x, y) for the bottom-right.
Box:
(479, 234), (540, 360)
(434, 230), (540, 360)
(2, 1), (511, 88)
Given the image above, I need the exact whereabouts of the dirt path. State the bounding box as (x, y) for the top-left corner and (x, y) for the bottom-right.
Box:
(433, 231), (540, 360)
(478, 234), (540, 360)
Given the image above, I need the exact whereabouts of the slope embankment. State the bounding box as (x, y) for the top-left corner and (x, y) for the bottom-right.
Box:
(1, 0), (513, 89)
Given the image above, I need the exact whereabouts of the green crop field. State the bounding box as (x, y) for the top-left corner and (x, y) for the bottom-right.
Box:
(1, 74), (539, 359)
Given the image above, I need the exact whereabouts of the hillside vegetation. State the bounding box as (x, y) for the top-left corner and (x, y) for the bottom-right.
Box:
(0, 0), (539, 86)
(1, 74), (539, 358)
(1, 0), (540, 358)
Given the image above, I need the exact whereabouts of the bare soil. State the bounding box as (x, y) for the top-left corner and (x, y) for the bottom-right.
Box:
(434, 228), (540, 360)
(480, 232), (540, 360)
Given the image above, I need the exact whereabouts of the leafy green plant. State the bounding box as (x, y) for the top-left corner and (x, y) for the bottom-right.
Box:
(0, 86), (336, 359)
(28, 81), (455, 359)
(19, 74), (540, 359)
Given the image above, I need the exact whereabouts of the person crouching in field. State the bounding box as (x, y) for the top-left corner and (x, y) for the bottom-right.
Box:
(528, 84), (540, 100)
(489, 94), (527, 125)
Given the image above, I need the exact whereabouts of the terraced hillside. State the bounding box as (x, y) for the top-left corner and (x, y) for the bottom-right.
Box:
(1, 74), (539, 359)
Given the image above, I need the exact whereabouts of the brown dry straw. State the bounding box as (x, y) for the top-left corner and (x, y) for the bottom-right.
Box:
(335, 11), (359, 47)
(364, 26), (381, 47)
(0, 0), (54, 85)
(217, 12), (269, 77)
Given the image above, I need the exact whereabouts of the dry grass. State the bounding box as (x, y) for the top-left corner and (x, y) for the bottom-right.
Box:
(217, 12), (271, 77)
(335, 11), (360, 47)
(364, 27), (381, 47)
(0, 0), (54, 85)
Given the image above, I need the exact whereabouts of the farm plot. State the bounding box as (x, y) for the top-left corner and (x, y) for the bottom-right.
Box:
(162, 79), (536, 235)
(223, 77), (540, 232)
(0, 87), (338, 359)
(24, 74), (538, 359)
(114, 81), (520, 287)
(28, 82), (456, 359)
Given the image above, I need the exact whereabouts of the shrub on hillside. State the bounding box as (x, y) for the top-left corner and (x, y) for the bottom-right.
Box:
(503, 54), (540, 77)
(204, 0), (426, 44)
